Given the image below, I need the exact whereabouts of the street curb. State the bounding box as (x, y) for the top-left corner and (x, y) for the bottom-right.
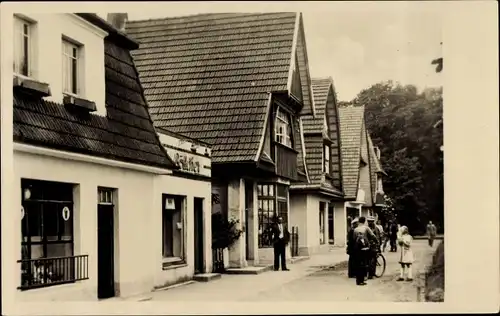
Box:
(153, 280), (197, 292)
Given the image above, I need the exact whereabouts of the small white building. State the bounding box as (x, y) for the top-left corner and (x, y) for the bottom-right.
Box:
(3, 12), (212, 303)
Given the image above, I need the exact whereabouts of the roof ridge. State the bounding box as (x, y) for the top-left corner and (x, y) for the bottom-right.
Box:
(128, 12), (297, 24)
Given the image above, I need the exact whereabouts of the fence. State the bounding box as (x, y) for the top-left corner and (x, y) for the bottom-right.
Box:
(212, 248), (225, 273)
(17, 254), (89, 290)
(290, 226), (299, 257)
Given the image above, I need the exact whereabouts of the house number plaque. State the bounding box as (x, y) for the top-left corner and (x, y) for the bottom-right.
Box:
(62, 207), (70, 221)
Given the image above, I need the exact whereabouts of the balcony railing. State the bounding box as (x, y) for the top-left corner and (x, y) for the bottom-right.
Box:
(274, 143), (298, 180)
(17, 255), (89, 290)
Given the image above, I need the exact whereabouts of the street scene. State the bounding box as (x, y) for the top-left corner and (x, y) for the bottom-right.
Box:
(2, 1), (446, 310)
(125, 239), (439, 302)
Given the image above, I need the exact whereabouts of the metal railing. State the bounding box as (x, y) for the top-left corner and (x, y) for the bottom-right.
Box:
(18, 254), (89, 290)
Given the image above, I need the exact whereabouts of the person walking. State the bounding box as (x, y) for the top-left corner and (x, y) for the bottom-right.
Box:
(271, 216), (290, 271)
(346, 217), (359, 278)
(376, 220), (385, 252)
(426, 221), (437, 247)
(352, 217), (377, 286)
(397, 226), (414, 281)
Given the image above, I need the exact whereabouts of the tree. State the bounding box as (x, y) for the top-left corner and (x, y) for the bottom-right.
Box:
(352, 81), (443, 234)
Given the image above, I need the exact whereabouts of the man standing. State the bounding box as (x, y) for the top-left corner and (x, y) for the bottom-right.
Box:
(389, 221), (399, 252)
(367, 216), (381, 279)
(352, 217), (377, 286)
(376, 220), (385, 252)
(272, 216), (290, 271)
(346, 217), (359, 278)
(426, 221), (437, 247)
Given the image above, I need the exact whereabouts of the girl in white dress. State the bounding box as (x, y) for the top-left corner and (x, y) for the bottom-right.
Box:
(397, 226), (414, 281)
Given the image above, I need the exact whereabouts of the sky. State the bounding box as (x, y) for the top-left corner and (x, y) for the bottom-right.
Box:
(97, 1), (443, 102)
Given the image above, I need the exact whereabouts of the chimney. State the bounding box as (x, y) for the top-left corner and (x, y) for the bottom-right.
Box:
(107, 13), (128, 32)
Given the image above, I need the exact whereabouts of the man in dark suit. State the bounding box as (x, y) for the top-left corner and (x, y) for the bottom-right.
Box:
(271, 216), (290, 271)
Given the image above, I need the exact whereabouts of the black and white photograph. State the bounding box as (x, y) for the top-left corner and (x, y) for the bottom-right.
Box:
(0, 1), (498, 315)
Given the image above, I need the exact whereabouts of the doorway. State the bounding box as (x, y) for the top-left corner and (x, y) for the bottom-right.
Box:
(193, 197), (204, 274)
(97, 188), (115, 299)
(328, 205), (334, 244)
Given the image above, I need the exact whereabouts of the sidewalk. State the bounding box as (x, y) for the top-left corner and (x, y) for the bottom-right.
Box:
(141, 247), (348, 302)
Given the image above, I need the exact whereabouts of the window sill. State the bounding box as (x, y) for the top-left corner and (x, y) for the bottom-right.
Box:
(63, 94), (97, 112)
(162, 257), (186, 270)
(324, 173), (333, 180)
(13, 75), (51, 98)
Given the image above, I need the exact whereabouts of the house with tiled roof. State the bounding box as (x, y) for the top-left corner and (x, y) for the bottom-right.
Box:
(126, 12), (316, 268)
(6, 12), (213, 302)
(337, 105), (387, 245)
(289, 77), (346, 255)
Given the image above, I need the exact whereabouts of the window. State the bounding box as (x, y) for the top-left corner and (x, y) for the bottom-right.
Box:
(20, 179), (88, 290)
(275, 108), (293, 147)
(162, 195), (185, 265)
(319, 202), (325, 245)
(14, 17), (32, 77)
(324, 116), (329, 133)
(323, 144), (330, 174)
(62, 39), (81, 95)
(257, 183), (289, 248)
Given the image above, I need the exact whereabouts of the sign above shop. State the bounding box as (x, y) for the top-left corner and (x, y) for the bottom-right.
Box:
(174, 152), (200, 174)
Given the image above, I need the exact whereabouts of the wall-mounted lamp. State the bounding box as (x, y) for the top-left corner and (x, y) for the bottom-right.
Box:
(191, 144), (197, 152)
(204, 148), (211, 157)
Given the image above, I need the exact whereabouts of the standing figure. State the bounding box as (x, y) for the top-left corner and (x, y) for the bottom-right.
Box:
(271, 216), (290, 271)
(390, 222), (398, 252)
(367, 216), (381, 279)
(352, 217), (377, 286)
(397, 226), (414, 281)
(376, 220), (385, 252)
(426, 221), (437, 247)
(382, 222), (390, 252)
(346, 217), (359, 278)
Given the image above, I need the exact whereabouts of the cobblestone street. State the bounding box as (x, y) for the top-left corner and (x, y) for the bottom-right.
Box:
(144, 240), (437, 302)
(244, 240), (437, 302)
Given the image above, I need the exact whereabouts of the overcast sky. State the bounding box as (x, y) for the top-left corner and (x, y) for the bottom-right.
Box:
(98, 1), (443, 101)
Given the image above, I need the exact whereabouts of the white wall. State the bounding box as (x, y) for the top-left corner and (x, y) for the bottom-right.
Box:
(13, 151), (156, 301)
(15, 13), (107, 115)
(152, 175), (212, 289)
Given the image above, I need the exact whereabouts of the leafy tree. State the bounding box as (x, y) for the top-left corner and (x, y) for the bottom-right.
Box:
(352, 81), (443, 235)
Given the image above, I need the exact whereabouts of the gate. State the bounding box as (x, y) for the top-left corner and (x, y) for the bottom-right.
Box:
(290, 226), (299, 257)
(212, 248), (225, 273)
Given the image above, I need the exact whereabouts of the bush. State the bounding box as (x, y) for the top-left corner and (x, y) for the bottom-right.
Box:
(211, 212), (244, 250)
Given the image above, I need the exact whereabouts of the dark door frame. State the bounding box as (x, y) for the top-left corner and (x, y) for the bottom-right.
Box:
(97, 195), (115, 299)
(193, 197), (204, 274)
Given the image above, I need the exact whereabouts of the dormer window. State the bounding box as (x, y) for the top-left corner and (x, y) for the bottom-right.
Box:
(62, 38), (82, 96)
(323, 144), (330, 174)
(14, 16), (33, 78)
(324, 116), (329, 133)
(275, 107), (293, 147)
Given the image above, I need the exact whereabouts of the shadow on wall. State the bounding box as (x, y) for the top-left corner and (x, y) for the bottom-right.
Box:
(425, 241), (445, 302)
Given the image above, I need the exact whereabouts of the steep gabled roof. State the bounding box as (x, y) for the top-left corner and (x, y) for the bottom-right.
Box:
(303, 77), (330, 134)
(338, 105), (365, 199)
(14, 24), (176, 170)
(126, 12), (314, 164)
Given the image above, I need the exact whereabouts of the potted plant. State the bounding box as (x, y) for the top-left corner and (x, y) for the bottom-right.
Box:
(211, 212), (244, 272)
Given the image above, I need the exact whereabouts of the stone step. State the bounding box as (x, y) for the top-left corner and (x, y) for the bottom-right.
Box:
(224, 265), (273, 275)
(193, 273), (222, 282)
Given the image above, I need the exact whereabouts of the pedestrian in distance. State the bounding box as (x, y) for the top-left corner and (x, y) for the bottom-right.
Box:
(352, 216), (377, 286)
(389, 221), (398, 252)
(426, 220), (437, 247)
(382, 222), (390, 252)
(367, 216), (381, 279)
(346, 217), (359, 278)
(397, 226), (414, 282)
(376, 219), (385, 252)
(271, 216), (290, 271)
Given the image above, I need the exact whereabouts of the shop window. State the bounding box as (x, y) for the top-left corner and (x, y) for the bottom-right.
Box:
(162, 194), (185, 267)
(257, 183), (289, 248)
(19, 179), (88, 290)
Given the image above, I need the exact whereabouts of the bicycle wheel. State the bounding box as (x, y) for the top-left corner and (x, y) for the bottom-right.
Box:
(374, 253), (386, 278)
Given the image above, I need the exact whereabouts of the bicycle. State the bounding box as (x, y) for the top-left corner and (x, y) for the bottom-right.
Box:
(374, 252), (386, 278)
